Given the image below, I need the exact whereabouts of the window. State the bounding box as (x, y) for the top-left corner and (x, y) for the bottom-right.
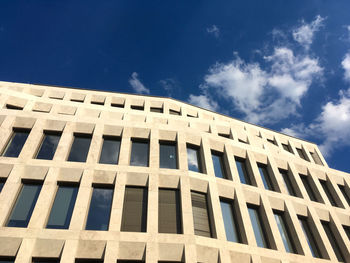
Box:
(2, 129), (30, 157)
(319, 180), (338, 207)
(86, 187), (114, 230)
(274, 211), (296, 253)
(158, 189), (182, 234)
(0, 178), (6, 192)
(282, 143), (292, 153)
(187, 144), (203, 173)
(46, 185), (78, 229)
(218, 133), (230, 139)
(279, 169), (296, 196)
(298, 216), (322, 258)
(191, 191), (213, 238)
(111, 102), (124, 108)
(99, 136), (121, 164)
(71, 99), (84, 103)
(33, 258), (59, 262)
(159, 141), (177, 169)
(338, 184), (350, 206)
(131, 105), (144, 111)
(76, 260), (103, 263)
(91, 101), (104, 105)
(257, 163), (274, 191)
(169, 109), (180, 115)
(35, 131), (61, 160)
(343, 225), (350, 240)
(0, 258), (15, 263)
(121, 187), (148, 232)
(130, 140), (149, 167)
(322, 221), (345, 262)
(150, 107), (163, 113)
(296, 147), (308, 161)
(220, 198), (241, 243)
(67, 134), (92, 162)
(7, 183), (42, 227)
(300, 175), (319, 202)
(247, 205), (270, 248)
(117, 261), (144, 263)
(267, 138), (276, 145)
(310, 151), (323, 165)
(211, 151), (227, 179)
(6, 104), (23, 110)
(235, 157), (251, 185)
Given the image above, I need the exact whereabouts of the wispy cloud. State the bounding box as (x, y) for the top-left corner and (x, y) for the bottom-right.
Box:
(342, 52), (350, 81)
(206, 25), (220, 38)
(292, 15), (325, 50)
(159, 78), (178, 96)
(129, 72), (150, 94)
(188, 94), (218, 111)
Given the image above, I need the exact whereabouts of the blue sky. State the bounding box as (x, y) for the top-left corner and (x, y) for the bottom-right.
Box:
(0, 1), (350, 172)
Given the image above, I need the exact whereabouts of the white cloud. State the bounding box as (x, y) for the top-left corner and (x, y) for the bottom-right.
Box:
(207, 25), (220, 38)
(342, 52), (350, 81)
(129, 72), (150, 94)
(188, 94), (218, 111)
(159, 78), (177, 96)
(292, 15), (325, 50)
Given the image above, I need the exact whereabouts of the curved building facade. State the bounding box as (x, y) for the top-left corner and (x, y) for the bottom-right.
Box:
(0, 81), (349, 263)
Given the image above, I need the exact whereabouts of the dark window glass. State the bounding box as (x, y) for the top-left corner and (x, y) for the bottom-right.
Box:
(187, 114), (197, 118)
(159, 142), (177, 169)
(235, 157), (251, 185)
(300, 175), (318, 202)
(6, 104), (23, 110)
(310, 151), (323, 165)
(279, 169), (296, 196)
(121, 187), (148, 232)
(267, 139), (276, 145)
(0, 178), (6, 192)
(130, 140), (149, 167)
(191, 191), (213, 238)
(238, 138), (248, 144)
(338, 185), (350, 206)
(296, 148), (308, 161)
(46, 185), (78, 229)
(220, 199), (241, 243)
(86, 187), (114, 230)
(7, 183), (42, 227)
(131, 105), (144, 111)
(2, 129), (30, 157)
(150, 107), (163, 113)
(99, 136), (121, 164)
(0, 258), (15, 263)
(274, 211), (296, 253)
(212, 151), (227, 179)
(76, 260), (103, 263)
(67, 134), (92, 162)
(71, 99), (84, 103)
(33, 258), (59, 263)
(35, 132), (61, 160)
(117, 261), (144, 263)
(257, 163), (274, 191)
(111, 103), (124, 108)
(158, 189), (182, 234)
(169, 109), (180, 115)
(343, 225), (350, 240)
(187, 144), (203, 173)
(319, 180), (338, 207)
(282, 143), (292, 153)
(322, 221), (345, 262)
(91, 101), (104, 105)
(248, 206), (270, 248)
(298, 217), (322, 258)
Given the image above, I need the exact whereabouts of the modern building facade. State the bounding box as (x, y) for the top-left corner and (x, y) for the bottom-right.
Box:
(0, 81), (349, 263)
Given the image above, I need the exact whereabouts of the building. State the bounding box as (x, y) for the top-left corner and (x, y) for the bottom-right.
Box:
(0, 81), (349, 263)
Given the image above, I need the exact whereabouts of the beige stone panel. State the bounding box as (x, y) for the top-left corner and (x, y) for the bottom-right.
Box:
(100, 111), (124, 120)
(0, 163), (13, 178)
(13, 116), (36, 129)
(103, 124), (123, 137)
(126, 172), (149, 186)
(260, 257), (280, 263)
(32, 102), (52, 113)
(118, 241), (146, 260)
(70, 92), (86, 101)
(158, 243), (184, 261)
(76, 240), (106, 259)
(74, 122), (95, 134)
(43, 119), (66, 131)
(149, 129), (159, 169)
(93, 170), (116, 185)
(32, 239), (64, 258)
(58, 168), (83, 183)
(189, 177), (209, 193)
(57, 105), (77, 116)
(21, 165), (48, 181)
(29, 87), (44, 97)
(158, 174), (180, 188)
(208, 181), (226, 241)
(243, 188), (260, 206)
(168, 119), (188, 128)
(91, 94), (106, 104)
(196, 245), (219, 263)
(268, 196), (284, 211)
(130, 98), (145, 107)
(229, 251), (251, 263)
(215, 181), (235, 200)
(48, 90), (65, 99)
(6, 96), (27, 108)
(150, 116), (168, 125)
(158, 129), (177, 141)
(0, 237), (22, 257)
(130, 127), (150, 139)
(103, 240), (119, 263)
(180, 176), (195, 235)
(111, 96), (125, 106)
(79, 108), (100, 119)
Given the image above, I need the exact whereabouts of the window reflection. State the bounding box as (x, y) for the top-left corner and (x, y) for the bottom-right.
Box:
(159, 142), (177, 169)
(248, 206), (270, 248)
(99, 136), (121, 164)
(36, 132), (61, 160)
(212, 151), (227, 179)
(187, 144), (202, 173)
(67, 134), (92, 162)
(2, 129), (30, 157)
(235, 157), (251, 185)
(220, 199), (241, 243)
(130, 140), (149, 167)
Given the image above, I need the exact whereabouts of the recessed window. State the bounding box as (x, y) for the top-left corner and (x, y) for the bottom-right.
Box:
(35, 131), (61, 160)
(322, 221), (345, 262)
(257, 163), (274, 191)
(158, 188), (182, 234)
(220, 198), (242, 243)
(169, 109), (180, 115)
(187, 144), (203, 173)
(6, 104), (23, 110)
(111, 103), (124, 108)
(218, 133), (230, 139)
(117, 261), (144, 263)
(274, 211), (297, 253)
(338, 184), (350, 206)
(46, 185), (78, 229)
(86, 187), (114, 231)
(319, 180), (339, 207)
(130, 139), (149, 167)
(7, 183), (42, 227)
(247, 205), (270, 248)
(282, 143), (292, 153)
(191, 191), (214, 238)
(99, 136), (121, 165)
(187, 113), (197, 118)
(211, 151), (227, 179)
(91, 101), (104, 106)
(343, 225), (350, 240)
(235, 157), (252, 185)
(298, 216), (322, 258)
(76, 259), (103, 263)
(33, 258), (60, 263)
(159, 141), (177, 169)
(71, 99), (84, 103)
(296, 147), (308, 161)
(279, 169), (296, 196)
(150, 107), (163, 113)
(300, 174), (319, 202)
(121, 186), (148, 232)
(67, 134), (92, 162)
(238, 138), (249, 144)
(267, 138), (276, 145)
(131, 105), (144, 111)
(2, 128), (30, 158)
(0, 258), (15, 263)
(0, 178), (6, 192)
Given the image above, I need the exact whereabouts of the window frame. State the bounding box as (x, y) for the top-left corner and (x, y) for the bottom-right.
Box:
(99, 135), (121, 165)
(130, 138), (150, 167)
(159, 140), (178, 169)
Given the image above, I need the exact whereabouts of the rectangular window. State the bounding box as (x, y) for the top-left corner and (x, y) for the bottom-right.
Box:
(220, 198), (241, 243)
(274, 211), (296, 253)
(211, 151), (227, 179)
(111, 102), (124, 108)
(85, 187), (114, 231)
(71, 99), (84, 103)
(35, 131), (61, 160)
(7, 183), (42, 227)
(187, 144), (203, 173)
(338, 184), (350, 206)
(235, 157), (251, 185)
(130, 140), (149, 167)
(322, 221), (345, 262)
(298, 216), (322, 258)
(247, 205), (270, 248)
(158, 189), (182, 234)
(296, 148), (308, 161)
(218, 133), (230, 139)
(257, 163), (274, 191)
(150, 107), (163, 113)
(159, 141), (177, 169)
(33, 258), (59, 263)
(131, 105), (144, 111)
(279, 169), (296, 196)
(46, 185), (78, 229)
(91, 101), (104, 106)
(99, 136), (121, 164)
(6, 104), (23, 110)
(267, 138), (276, 145)
(2, 129), (30, 157)
(300, 175), (318, 202)
(319, 180), (338, 207)
(282, 143), (292, 153)
(0, 258), (15, 263)
(343, 225), (350, 240)
(0, 178), (6, 192)
(169, 109), (181, 115)
(67, 134), (92, 162)
(76, 260), (103, 263)
(121, 187), (148, 232)
(310, 151), (323, 165)
(191, 191), (213, 238)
